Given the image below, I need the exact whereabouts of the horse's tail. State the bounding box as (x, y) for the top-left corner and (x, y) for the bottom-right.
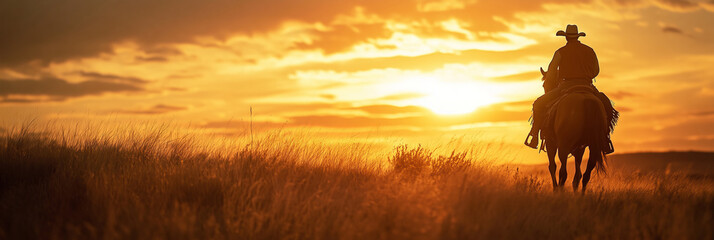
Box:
(584, 98), (607, 173)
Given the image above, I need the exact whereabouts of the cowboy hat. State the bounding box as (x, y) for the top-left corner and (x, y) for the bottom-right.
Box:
(556, 24), (586, 37)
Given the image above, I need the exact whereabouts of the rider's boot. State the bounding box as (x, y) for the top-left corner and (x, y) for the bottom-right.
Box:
(524, 125), (539, 149)
(525, 109), (541, 149)
(604, 136), (614, 154)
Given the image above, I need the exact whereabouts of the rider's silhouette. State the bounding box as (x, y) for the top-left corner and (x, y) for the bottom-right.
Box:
(525, 25), (613, 153)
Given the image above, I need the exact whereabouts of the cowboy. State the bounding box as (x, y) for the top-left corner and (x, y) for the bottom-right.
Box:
(524, 24), (614, 153)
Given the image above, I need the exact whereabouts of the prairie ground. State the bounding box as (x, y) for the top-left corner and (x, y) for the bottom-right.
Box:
(0, 125), (712, 239)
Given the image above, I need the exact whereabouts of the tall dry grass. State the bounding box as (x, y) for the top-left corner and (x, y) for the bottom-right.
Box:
(0, 124), (712, 239)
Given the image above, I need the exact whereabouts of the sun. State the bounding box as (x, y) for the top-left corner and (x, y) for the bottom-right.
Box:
(405, 75), (499, 115)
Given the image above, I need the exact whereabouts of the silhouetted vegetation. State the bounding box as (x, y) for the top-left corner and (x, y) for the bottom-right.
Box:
(0, 125), (712, 239)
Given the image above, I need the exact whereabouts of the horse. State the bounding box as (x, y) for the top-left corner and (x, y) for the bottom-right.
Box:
(539, 68), (608, 192)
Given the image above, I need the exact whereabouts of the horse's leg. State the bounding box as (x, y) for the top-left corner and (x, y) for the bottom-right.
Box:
(572, 147), (585, 192)
(546, 141), (558, 189)
(557, 150), (569, 187)
(582, 149), (599, 193)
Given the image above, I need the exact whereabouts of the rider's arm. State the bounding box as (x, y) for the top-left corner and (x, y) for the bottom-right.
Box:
(545, 51), (561, 84)
(590, 48), (600, 79)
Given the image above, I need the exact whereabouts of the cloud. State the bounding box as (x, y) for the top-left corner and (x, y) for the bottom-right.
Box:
(0, 0), (407, 66)
(290, 47), (542, 74)
(655, 117), (714, 143)
(703, 1), (714, 11)
(690, 110), (714, 117)
(117, 104), (187, 115)
(617, 106), (633, 112)
(615, 0), (714, 12)
(662, 26), (685, 34)
(0, 77), (144, 103)
(608, 91), (638, 100)
(417, 0), (477, 12)
(608, 0), (650, 8)
(0, 0), (594, 67)
(143, 46), (183, 56)
(134, 56), (168, 62)
(489, 71), (542, 82)
(78, 71), (148, 84)
(200, 120), (287, 130)
(201, 101), (530, 129)
(377, 93), (428, 101)
(319, 94), (337, 100)
(2, 0), (709, 70)
(0, 1), (327, 66)
(349, 104), (431, 115)
(0, 97), (63, 103)
(293, 23), (390, 55)
(652, 0), (701, 12)
(287, 106), (527, 128)
(250, 102), (343, 115)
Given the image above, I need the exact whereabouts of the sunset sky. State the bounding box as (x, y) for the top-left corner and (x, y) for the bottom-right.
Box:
(2, 0), (714, 154)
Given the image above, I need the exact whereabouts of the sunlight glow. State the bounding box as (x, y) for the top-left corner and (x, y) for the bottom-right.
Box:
(406, 76), (499, 115)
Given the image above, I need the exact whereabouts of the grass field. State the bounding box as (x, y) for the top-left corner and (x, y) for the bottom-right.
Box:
(1, 125), (712, 239)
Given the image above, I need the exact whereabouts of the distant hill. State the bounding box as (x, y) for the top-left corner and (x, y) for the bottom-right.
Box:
(514, 151), (714, 176)
(608, 151), (714, 175)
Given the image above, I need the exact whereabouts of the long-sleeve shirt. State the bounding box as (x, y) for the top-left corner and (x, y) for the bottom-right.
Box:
(544, 40), (599, 89)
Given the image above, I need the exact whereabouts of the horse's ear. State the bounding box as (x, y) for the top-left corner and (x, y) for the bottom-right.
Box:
(540, 67), (546, 76)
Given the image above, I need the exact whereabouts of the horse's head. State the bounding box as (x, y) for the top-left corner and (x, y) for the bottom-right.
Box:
(541, 67), (558, 93)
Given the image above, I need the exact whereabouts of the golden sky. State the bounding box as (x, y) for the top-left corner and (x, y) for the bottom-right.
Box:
(2, 0), (714, 154)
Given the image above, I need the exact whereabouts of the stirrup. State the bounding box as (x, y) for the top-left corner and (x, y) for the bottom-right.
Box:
(605, 139), (615, 154)
(524, 134), (538, 149)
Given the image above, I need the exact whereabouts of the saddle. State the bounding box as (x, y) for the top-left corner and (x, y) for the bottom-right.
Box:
(539, 85), (619, 153)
